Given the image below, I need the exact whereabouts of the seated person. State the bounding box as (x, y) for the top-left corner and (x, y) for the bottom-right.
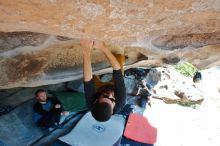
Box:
(32, 89), (68, 129)
(136, 79), (154, 108)
(80, 39), (126, 122)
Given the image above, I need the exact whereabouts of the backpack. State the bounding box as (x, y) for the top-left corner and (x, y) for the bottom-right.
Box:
(193, 71), (202, 83)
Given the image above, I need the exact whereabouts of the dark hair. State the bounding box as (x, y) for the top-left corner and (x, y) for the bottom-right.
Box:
(35, 89), (46, 97)
(91, 102), (112, 122)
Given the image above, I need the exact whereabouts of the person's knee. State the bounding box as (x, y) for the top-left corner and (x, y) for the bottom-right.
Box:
(139, 97), (148, 108)
(49, 110), (61, 123)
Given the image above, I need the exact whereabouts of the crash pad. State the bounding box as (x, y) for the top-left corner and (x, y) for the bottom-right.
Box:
(123, 113), (157, 144)
(59, 112), (125, 146)
(51, 91), (87, 112)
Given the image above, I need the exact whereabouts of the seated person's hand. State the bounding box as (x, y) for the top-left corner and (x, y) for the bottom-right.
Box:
(55, 104), (61, 108)
(61, 111), (70, 116)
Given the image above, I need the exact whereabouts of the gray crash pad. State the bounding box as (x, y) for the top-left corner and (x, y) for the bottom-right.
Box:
(0, 99), (43, 146)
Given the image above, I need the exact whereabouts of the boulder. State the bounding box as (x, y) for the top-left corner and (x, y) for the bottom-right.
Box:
(0, 1), (219, 88)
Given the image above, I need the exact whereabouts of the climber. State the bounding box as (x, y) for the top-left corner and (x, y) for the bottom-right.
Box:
(80, 39), (126, 122)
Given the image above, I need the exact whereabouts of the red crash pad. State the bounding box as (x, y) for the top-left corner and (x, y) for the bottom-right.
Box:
(123, 113), (157, 144)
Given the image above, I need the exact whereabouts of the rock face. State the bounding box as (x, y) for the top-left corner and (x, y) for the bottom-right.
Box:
(0, 0), (220, 88)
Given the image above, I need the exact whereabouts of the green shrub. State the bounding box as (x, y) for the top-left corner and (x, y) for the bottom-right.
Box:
(175, 62), (197, 77)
